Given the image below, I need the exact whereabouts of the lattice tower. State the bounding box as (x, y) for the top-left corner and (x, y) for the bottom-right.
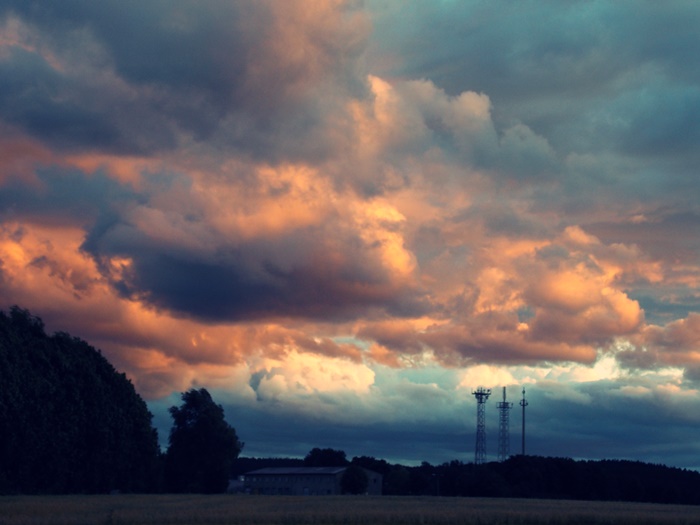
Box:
(497, 387), (513, 462)
(472, 387), (491, 464)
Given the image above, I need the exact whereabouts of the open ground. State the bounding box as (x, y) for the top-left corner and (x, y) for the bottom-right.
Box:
(1, 495), (700, 525)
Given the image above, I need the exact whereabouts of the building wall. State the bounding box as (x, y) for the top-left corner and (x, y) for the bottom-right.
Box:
(246, 473), (342, 495)
(364, 469), (382, 496)
(244, 468), (383, 495)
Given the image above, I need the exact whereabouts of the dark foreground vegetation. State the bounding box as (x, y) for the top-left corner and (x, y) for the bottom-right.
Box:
(3, 306), (700, 507)
(3, 495), (700, 525)
(0, 307), (160, 493)
(0, 307), (241, 494)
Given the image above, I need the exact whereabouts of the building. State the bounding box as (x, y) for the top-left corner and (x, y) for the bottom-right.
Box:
(244, 466), (382, 495)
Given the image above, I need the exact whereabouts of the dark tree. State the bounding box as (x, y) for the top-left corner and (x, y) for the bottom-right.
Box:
(408, 461), (435, 495)
(384, 465), (410, 495)
(165, 388), (243, 493)
(341, 465), (369, 494)
(303, 447), (349, 467)
(351, 456), (391, 476)
(0, 307), (160, 494)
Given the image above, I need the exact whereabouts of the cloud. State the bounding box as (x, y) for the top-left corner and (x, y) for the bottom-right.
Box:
(458, 365), (517, 390)
(252, 349), (375, 411)
(636, 313), (700, 368)
(76, 161), (426, 322)
(0, 1), (371, 158)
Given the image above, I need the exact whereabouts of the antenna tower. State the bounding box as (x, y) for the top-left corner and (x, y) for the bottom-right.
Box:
(497, 387), (513, 462)
(519, 387), (528, 455)
(472, 387), (491, 464)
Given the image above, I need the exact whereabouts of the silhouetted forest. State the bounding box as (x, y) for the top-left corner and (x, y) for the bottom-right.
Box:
(235, 454), (700, 504)
(3, 306), (700, 503)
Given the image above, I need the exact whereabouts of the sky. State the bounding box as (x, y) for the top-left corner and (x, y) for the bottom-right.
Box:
(1, 0), (699, 469)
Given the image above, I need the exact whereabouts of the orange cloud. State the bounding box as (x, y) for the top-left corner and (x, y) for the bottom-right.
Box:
(636, 314), (700, 367)
(189, 162), (335, 241)
(0, 221), (367, 398)
(0, 133), (53, 186)
(243, 0), (370, 105)
(65, 154), (156, 188)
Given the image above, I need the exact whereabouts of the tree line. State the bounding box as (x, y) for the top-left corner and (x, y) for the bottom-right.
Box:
(350, 455), (700, 504)
(3, 306), (700, 503)
(233, 450), (700, 504)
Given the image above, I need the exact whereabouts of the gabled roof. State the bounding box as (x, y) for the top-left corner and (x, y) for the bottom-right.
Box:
(245, 467), (347, 476)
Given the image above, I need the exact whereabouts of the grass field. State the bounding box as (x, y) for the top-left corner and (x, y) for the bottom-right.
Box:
(1, 494), (700, 525)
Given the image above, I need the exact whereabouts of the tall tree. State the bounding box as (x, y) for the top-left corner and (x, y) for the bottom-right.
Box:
(165, 388), (243, 493)
(0, 306), (160, 494)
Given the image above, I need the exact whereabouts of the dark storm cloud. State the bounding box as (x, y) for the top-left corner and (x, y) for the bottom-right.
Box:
(0, 1), (370, 158)
(0, 54), (180, 155)
(524, 383), (700, 469)
(369, 1), (700, 157)
(234, 411), (470, 466)
(368, 1), (630, 102)
(162, 381), (700, 470)
(211, 389), (471, 465)
(0, 0), (248, 98)
(0, 47), (159, 154)
(607, 84), (700, 158)
(0, 166), (138, 225)
(82, 217), (427, 323)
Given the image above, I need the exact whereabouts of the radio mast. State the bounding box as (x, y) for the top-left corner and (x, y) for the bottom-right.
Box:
(497, 387), (513, 462)
(472, 387), (491, 464)
(519, 387), (528, 455)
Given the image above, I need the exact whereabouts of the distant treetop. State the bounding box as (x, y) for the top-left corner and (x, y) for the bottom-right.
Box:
(304, 447), (349, 467)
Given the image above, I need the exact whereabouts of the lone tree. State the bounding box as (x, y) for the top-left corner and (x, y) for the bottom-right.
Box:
(341, 465), (369, 494)
(165, 388), (243, 493)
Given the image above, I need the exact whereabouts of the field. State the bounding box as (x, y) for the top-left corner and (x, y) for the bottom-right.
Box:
(1, 495), (700, 525)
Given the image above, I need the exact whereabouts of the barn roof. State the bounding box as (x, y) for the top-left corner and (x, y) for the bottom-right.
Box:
(245, 467), (347, 476)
